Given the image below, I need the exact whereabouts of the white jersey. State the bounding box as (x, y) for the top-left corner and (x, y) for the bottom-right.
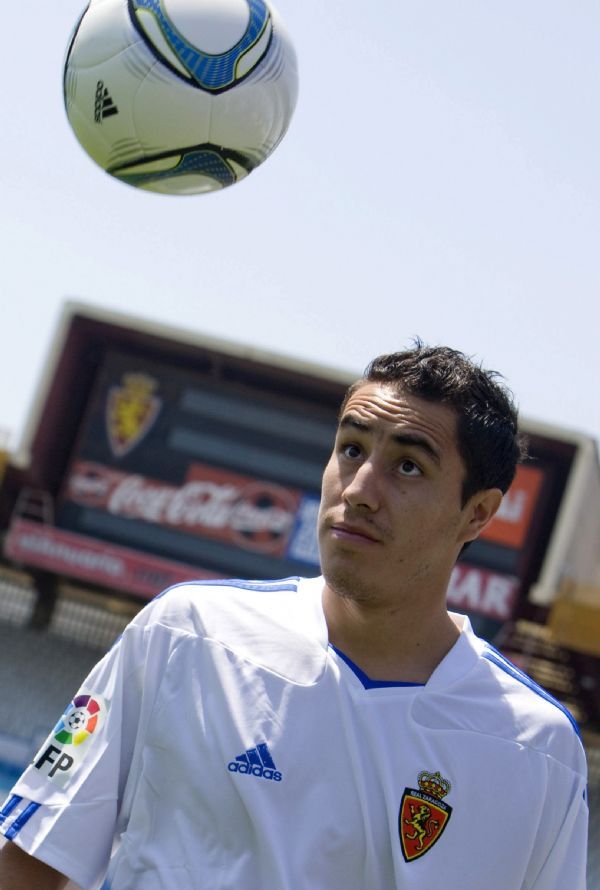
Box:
(0, 577), (588, 889)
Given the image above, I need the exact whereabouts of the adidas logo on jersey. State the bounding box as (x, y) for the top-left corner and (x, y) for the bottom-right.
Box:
(228, 742), (282, 782)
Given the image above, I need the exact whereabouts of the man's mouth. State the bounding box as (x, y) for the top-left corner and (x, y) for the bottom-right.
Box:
(330, 521), (383, 544)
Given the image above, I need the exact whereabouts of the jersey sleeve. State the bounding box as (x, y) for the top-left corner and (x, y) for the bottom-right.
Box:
(524, 751), (589, 890)
(0, 598), (183, 889)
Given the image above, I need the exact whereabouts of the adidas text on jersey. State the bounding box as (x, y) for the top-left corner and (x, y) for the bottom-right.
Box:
(228, 742), (283, 782)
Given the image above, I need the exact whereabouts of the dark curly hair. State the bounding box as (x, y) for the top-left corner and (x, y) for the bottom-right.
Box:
(341, 341), (528, 505)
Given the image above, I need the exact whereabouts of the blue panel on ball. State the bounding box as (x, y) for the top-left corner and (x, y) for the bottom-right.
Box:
(130, 0), (271, 91)
(112, 145), (256, 191)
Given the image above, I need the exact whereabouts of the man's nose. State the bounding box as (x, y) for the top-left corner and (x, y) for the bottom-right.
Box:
(342, 459), (381, 512)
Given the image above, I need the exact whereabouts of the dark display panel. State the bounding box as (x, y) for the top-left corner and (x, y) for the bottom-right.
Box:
(55, 350), (337, 579)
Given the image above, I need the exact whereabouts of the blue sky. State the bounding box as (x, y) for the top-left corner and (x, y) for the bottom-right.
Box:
(2, 0), (599, 452)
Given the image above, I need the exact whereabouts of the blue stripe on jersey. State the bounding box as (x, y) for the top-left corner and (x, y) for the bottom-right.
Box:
(483, 646), (581, 737)
(194, 577), (302, 593)
(3, 801), (41, 840)
(0, 794), (22, 825)
(154, 577), (302, 601)
(330, 645), (425, 690)
(109, 578), (303, 651)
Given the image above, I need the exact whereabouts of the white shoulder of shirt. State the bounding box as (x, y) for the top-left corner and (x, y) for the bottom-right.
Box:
(418, 618), (587, 778)
(124, 575), (329, 685)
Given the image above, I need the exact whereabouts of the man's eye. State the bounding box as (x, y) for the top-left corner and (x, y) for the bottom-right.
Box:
(341, 443), (361, 459)
(399, 459), (421, 476)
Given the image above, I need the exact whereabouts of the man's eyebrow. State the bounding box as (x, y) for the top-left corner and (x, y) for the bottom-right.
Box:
(392, 433), (441, 466)
(338, 416), (441, 465)
(339, 416), (371, 434)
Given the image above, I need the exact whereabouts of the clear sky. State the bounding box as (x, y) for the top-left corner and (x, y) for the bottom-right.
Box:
(2, 0), (599, 453)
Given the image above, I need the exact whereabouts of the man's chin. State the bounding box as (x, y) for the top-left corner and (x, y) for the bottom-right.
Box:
(322, 563), (378, 605)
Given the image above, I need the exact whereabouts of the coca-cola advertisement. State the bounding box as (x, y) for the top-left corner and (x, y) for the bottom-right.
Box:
(64, 460), (303, 557)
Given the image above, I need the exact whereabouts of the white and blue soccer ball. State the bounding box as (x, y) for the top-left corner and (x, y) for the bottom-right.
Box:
(63, 0), (298, 195)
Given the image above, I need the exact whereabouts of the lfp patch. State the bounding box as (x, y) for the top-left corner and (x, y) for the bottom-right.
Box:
(34, 693), (108, 788)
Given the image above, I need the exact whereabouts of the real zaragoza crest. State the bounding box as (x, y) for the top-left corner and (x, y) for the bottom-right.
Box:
(106, 373), (161, 457)
(399, 770), (453, 862)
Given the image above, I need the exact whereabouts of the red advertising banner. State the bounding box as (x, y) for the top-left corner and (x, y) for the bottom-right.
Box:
(447, 563), (520, 621)
(480, 464), (545, 549)
(63, 460), (303, 556)
(5, 519), (521, 619)
(4, 519), (219, 599)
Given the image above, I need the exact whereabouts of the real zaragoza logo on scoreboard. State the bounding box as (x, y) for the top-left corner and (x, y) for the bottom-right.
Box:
(106, 372), (162, 457)
(33, 692), (108, 788)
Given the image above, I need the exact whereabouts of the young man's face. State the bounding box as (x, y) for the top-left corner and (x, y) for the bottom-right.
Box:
(318, 382), (492, 604)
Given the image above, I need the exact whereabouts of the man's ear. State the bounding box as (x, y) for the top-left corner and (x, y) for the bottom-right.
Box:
(460, 488), (503, 545)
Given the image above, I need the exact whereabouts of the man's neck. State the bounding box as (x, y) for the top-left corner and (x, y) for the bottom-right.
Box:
(322, 581), (461, 685)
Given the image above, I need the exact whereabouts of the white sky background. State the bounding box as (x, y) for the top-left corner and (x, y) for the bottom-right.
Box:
(1, 0), (600, 452)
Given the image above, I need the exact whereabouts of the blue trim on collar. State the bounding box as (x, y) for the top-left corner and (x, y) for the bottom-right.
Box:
(330, 645), (425, 690)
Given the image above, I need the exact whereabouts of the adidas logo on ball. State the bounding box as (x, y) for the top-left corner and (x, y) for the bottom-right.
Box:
(94, 81), (118, 124)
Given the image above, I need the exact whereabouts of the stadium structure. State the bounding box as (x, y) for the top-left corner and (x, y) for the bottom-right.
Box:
(0, 303), (598, 881)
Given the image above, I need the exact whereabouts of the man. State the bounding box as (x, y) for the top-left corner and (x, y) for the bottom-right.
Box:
(0, 344), (588, 888)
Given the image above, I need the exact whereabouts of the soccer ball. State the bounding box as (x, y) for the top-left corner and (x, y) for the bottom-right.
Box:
(63, 0), (298, 195)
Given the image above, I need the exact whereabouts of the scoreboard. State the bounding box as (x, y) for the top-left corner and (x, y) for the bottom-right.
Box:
(1, 303), (598, 654)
